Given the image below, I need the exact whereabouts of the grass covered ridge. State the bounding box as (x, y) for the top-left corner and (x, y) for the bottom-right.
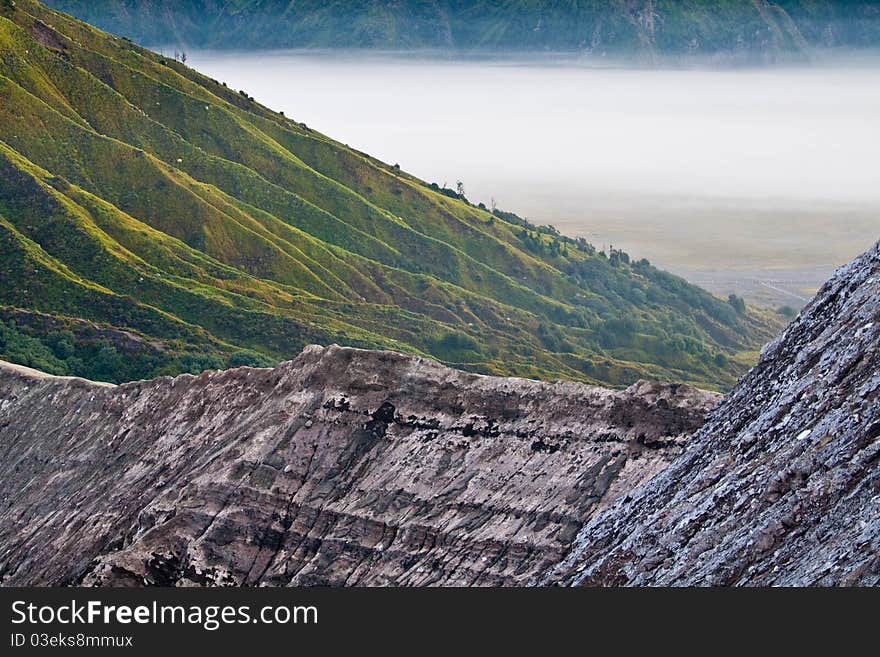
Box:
(0, 0), (778, 388)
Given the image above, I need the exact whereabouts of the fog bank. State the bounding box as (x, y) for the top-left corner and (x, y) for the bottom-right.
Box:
(185, 51), (880, 305)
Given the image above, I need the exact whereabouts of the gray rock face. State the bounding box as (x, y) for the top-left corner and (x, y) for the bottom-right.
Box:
(0, 347), (714, 586)
(547, 240), (880, 586)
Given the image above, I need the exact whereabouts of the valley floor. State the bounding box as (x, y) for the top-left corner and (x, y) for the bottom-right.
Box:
(550, 198), (880, 307)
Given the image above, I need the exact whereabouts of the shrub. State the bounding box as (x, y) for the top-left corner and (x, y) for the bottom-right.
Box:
(178, 352), (225, 374)
(227, 349), (274, 368)
(47, 330), (76, 360)
(438, 331), (479, 351)
(728, 294), (746, 314)
(87, 341), (123, 382)
(598, 316), (637, 348)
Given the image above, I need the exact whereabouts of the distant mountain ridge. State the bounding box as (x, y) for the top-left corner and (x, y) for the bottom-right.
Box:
(42, 0), (880, 58)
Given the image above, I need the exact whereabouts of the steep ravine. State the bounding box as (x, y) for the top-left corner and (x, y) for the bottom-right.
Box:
(0, 348), (714, 586)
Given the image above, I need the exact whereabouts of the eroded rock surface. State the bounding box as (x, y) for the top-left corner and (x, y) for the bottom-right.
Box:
(547, 240), (880, 586)
(0, 346), (715, 586)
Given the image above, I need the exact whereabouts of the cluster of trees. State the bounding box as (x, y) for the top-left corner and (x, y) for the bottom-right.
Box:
(607, 247), (630, 267)
(424, 183), (599, 262)
(431, 330), (480, 361)
(517, 229), (569, 257)
(0, 322), (130, 381)
(630, 260), (742, 326)
(157, 47), (187, 64)
(592, 313), (729, 369)
(477, 206), (742, 365)
(537, 322), (575, 353)
(427, 181), (467, 201)
(0, 321), (69, 376)
(175, 349), (274, 373)
(489, 207), (596, 256)
(0, 320), (275, 383)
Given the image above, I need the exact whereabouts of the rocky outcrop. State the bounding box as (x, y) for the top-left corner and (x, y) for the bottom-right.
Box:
(546, 240), (880, 586)
(0, 347), (715, 586)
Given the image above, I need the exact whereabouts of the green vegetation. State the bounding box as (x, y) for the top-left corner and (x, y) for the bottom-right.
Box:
(41, 1), (880, 56)
(0, 0), (779, 389)
(728, 294), (747, 315)
(0, 309), (257, 382)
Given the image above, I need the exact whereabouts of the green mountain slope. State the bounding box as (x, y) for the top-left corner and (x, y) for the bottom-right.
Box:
(40, 0), (880, 57)
(0, 0), (777, 389)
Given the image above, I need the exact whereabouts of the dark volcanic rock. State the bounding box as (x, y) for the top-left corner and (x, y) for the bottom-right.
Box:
(546, 240), (880, 586)
(0, 347), (715, 586)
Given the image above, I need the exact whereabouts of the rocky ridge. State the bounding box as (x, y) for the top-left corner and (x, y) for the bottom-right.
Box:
(0, 346), (714, 586)
(546, 240), (880, 586)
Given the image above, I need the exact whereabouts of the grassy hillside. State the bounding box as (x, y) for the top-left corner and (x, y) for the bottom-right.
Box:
(41, 0), (880, 57)
(0, 0), (778, 389)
